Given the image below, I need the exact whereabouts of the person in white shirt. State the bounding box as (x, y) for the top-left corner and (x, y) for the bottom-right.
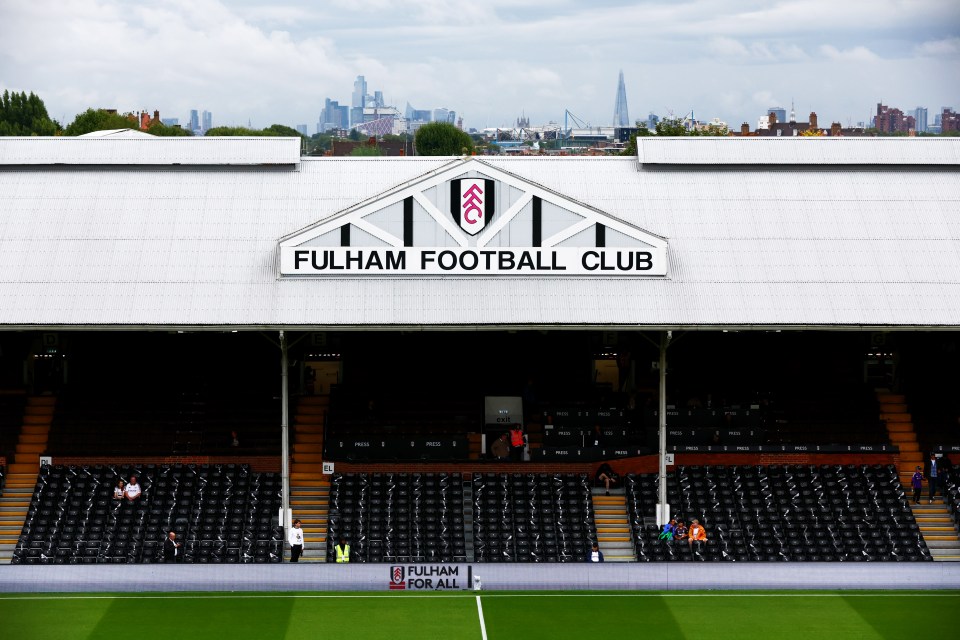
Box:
(124, 476), (142, 504)
(112, 479), (125, 501)
(288, 519), (304, 562)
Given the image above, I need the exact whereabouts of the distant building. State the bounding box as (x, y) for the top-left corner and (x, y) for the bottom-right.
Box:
(433, 108), (450, 123)
(913, 107), (928, 133)
(613, 70), (630, 127)
(201, 111), (212, 132)
(373, 91), (384, 108)
(647, 113), (660, 130)
(331, 138), (407, 156)
(296, 125), (308, 136)
(351, 76), (367, 125)
(942, 107), (959, 133)
(161, 118), (179, 126)
(874, 103), (915, 133)
(189, 110), (200, 132)
(319, 99), (349, 133)
(767, 107), (787, 125)
(138, 110), (162, 131)
(743, 111), (866, 137)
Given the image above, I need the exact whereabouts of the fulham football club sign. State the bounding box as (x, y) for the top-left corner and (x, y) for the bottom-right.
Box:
(278, 157), (668, 278)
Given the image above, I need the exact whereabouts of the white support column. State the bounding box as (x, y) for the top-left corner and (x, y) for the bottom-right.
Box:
(280, 330), (291, 544)
(656, 330), (672, 526)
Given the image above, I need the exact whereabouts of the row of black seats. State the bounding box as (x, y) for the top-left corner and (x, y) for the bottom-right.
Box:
(627, 465), (931, 562)
(472, 473), (597, 562)
(13, 464), (283, 564)
(327, 473), (467, 563)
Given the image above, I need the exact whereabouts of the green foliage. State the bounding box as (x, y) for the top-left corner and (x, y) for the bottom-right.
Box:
(145, 122), (192, 137)
(262, 124), (303, 137)
(349, 145), (384, 156)
(205, 124), (305, 138)
(621, 124), (652, 156)
(63, 109), (139, 136)
(348, 129), (362, 141)
(0, 90), (59, 136)
(414, 121), (474, 156)
(306, 133), (334, 155)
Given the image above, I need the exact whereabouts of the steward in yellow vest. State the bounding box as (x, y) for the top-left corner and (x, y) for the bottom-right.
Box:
(335, 537), (351, 563)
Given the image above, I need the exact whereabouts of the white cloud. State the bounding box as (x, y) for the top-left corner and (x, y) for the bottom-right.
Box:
(915, 36), (960, 56)
(819, 44), (881, 62)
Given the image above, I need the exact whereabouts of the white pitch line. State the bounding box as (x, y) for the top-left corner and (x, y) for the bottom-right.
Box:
(476, 596), (488, 640)
(0, 593), (957, 601)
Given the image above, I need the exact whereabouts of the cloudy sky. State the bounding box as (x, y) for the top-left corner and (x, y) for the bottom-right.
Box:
(1, 0), (958, 131)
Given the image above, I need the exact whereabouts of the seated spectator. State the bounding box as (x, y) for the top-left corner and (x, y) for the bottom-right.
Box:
(673, 519), (687, 543)
(688, 518), (707, 553)
(595, 462), (619, 496)
(658, 519), (676, 541)
(112, 479), (125, 501)
(124, 475), (142, 504)
(230, 430), (240, 448)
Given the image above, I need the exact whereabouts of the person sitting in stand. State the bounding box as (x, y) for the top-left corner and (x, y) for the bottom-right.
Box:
(112, 479), (125, 501)
(595, 462), (619, 496)
(673, 519), (688, 544)
(658, 519), (676, 542)
(124, 475), (142, 504)
(688, 518), (707, 553)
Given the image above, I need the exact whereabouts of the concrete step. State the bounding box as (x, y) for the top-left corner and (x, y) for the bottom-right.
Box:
(26, 396), (56, 407)
(292, 453), (324, 463)
(293, 444), (323, 454)
(293, 434), (323, 444)
(925, 539), (960, 548)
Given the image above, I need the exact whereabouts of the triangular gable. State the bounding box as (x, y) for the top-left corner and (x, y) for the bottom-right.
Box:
(279, 158), (668, 277)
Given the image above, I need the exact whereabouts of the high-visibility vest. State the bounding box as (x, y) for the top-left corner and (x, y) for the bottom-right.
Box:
(336, 544), (351, 563)
(511, 429), (524, 447)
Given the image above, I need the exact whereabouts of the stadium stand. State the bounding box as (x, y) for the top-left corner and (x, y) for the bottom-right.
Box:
(627, 464), (931, 562)
(472, 473), (597, 562)
(326, 472), (466, 563)
(13, 464), (283, 564)
(0, 393), (26, 463)
(46, 391), (280, 457)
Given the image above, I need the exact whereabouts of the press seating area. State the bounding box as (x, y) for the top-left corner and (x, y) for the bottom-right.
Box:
(46, 391), (280, 457)
(472, 473), (597, 562)
(764, 389), (886, 446)
(324, 390), (473, 461)
(13, 464), (283, 564)
(326, 473), (466, 563)
(627, 465), (930, 562)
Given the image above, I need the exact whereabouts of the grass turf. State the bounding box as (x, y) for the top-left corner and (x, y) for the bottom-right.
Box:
(0, 591), (957, 640)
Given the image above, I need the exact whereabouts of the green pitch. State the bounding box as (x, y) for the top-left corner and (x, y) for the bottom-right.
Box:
(1, 591), (957, 640)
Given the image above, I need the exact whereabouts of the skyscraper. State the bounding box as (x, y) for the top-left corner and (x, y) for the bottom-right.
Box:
(351, 76), (368, 126)
(201, 110), (212, 132)
(319, 99), (349, 133)
(613, 70), (629, 127)
(189, 110), (199, 132)
(767, 107), (787, 124)
(913, 107), (928, 133)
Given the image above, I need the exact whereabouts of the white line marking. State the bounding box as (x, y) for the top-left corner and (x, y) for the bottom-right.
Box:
(476, 595), (488, 640)
(0, 593), (957, 601)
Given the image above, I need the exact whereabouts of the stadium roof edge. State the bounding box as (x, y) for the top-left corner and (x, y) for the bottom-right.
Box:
(0, 135), (302, 166)
(637, 137), (960, 165)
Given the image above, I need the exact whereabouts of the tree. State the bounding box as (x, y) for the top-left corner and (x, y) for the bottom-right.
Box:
(0, 91), (59, 136)
(621, 123), (652, 156)
(349, 145), (383, 156)
(145, 121), (192, 137)
(348, 129), (361, 141)
(64, 108), (139, 136)
(414, 121), (474, 156)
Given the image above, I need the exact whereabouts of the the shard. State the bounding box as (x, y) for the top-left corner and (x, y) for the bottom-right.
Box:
(613, 70), (630, 127)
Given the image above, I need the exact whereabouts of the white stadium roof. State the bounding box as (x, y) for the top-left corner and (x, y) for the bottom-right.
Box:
(0, 135), (958, 330)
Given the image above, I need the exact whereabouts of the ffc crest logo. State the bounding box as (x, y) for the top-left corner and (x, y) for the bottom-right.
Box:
(389, 565), (406, 590)
(450, 178), (495, 236)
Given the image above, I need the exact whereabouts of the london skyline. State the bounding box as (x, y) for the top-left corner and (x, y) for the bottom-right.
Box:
(1, 0), (958, 131)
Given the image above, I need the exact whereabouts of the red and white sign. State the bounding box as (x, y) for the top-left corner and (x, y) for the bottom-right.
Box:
(459, 179), (486, 235)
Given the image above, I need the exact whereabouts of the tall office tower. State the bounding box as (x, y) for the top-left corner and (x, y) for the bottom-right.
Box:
(613, 70), (630, 127)
(351, 76), (368, 125)
(433, 108), (449, 123)
(913, 107), (928, 133)
(319, 99), (350, 133)
(189, 110), (200, 131)
(373, 91), (384, 108)
(296, 125), (308, 136)
(201, 111), (212, 132)
(446, 110), (456, 124)
(767, 107), (787, 124)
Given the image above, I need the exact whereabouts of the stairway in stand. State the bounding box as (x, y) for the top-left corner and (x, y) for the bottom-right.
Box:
(909, 498), (960, 561)
(591, 488), (636, 562)
(289, 395), (330, 563)
(876, 390), (923, 473)
(0, 396), (54, 563)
